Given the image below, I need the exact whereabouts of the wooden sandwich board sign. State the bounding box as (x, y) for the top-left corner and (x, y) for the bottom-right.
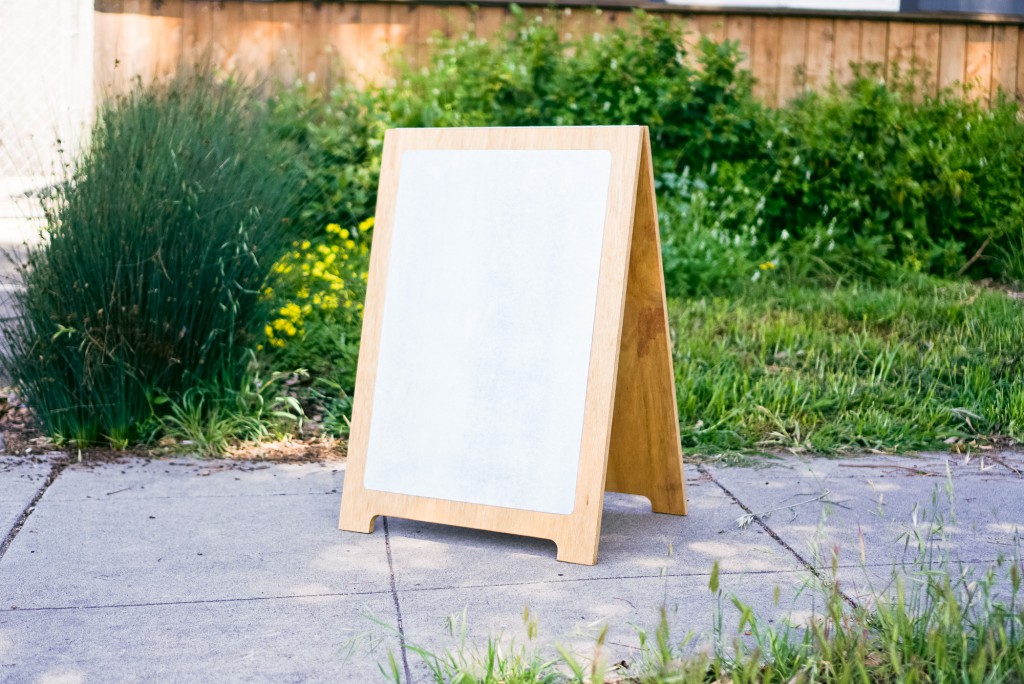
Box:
(338, 126), (686, 565)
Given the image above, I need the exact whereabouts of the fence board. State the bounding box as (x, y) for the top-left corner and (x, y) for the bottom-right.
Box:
(694, 14), (726, 44)
(778, 17), (808, 103)
(991, 25), (1019, 98)
(938, 23), (967, 91)
(913, 22), (941, 95)
(804, 18), (835, 90)
(92, 2), (1024, 108)
(299, 2), (327, 85)
(724, 14), (753, 70)
(859, 20), (888, 70)
(1018, 27), (1024, 100)
(887, 21), (915, 78)
(832, 19), (861, 84)
(751, 16), (781, 105)
(473, 6), (507, 40)
(965, 24), (993, 102)
(270, 2), (302, 85)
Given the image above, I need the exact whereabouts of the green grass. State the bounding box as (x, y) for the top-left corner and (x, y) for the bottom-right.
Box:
(380, 491), (1024, 684)
(673, 275), (1024, 456)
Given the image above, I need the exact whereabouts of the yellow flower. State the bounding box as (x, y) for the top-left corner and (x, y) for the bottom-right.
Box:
(358, 217), (375, 232)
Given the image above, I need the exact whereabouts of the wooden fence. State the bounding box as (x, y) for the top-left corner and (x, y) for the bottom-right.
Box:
(94, 1), (1024, 106)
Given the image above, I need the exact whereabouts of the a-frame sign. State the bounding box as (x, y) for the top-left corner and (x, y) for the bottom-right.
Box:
(339, 126), (686, 565)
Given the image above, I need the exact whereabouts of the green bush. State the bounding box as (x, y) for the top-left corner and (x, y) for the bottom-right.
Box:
(270, 83), (384, 240)
(382, 8), (760, 173)
(755, 69), (1024, 280)
(3, 68), (299, 447)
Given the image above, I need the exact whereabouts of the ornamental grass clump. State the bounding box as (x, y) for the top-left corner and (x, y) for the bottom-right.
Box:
(2, 66), (299, 447)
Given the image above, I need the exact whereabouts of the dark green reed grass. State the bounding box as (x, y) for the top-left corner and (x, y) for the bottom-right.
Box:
(673, 275), (1024, 456)
(2, 67), (299, 447)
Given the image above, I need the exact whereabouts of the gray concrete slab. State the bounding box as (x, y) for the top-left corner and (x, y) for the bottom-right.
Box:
(395, 569), (826, 681)
(0, 461), (389, 610)
(386, 474), (801, 594)
(0, 453), (1020, 682)
(0, 593), (400, 684)
(705, 453), (1024, 603)
(0, 457), (52, 539)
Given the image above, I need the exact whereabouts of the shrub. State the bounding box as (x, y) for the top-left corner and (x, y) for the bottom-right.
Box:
(382, 9), (761, 174)
(270, 83), (385, 239)
(755, 69), (1024, 280)
(2, 67), (299, 447)
(262, 218), (371, 389)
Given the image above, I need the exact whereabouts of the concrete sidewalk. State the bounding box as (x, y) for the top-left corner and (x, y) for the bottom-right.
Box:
(0, 451), (1021, 683)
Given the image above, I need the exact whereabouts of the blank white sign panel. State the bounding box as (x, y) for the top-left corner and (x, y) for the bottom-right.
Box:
(362, 149), (613, 514)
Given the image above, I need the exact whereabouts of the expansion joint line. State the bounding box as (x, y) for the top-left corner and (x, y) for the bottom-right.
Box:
(696, 464), (858, 609)
(0, 459), (68, 563)
(382, 517), (413, 683)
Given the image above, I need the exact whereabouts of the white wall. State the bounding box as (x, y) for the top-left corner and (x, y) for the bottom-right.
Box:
(0, 0), (93, 180)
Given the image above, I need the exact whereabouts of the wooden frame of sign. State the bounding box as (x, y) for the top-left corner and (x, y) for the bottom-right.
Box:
(338, 126), (686, 565)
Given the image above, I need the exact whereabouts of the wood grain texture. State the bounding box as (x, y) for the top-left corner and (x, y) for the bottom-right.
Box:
(1018, 27), (1024, 101)
(605, 129), (687, 518)
(92, 5), (1021, 104)
(832, 19), (861, 85)
(271, 1), (303, 85)
(965, 24), (994, 102)
(859, 20), (888, 71)
(777, 17), (808, 104)
(991, 25), (1019, 99)
(939, 23), (968, 91)
(694, 14), (726, 44)
(724, 14), (753, 71)
(913, 22), (942, 96)
(804, 18), (835, 91)
(887, 21), (915, 80)
(337, 126), (682, 565)
(751, 16), (781, 106)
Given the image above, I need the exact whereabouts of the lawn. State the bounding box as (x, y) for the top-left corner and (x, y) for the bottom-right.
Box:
(673, 277), (1024, 456)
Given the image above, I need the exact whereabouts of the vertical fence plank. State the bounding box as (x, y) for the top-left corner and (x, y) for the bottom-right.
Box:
(358, 3), (392, 86)
(94, 0), (124, 96)
(859, 20), (888, 73)
(237, 1), (275, 79)
(724, 15), (753, 71)
(751, 16), (781, 106)
(912, 22), (941, 96)
(694, 14), (726, 44)
(184, 1), (215, 69)
(1018, 27), (1024, 101)
(887, 21), (915, 80)
(325, 3), (362, 83)
(804, 18), (835, 90)
(91, 3), (1023, 106)
(299, 1), (327, 86)
(473, 5), (508, 40)
(965, 24), (993, 103)
(832, 19), (861, 84)
(938, 24), (967, 92)
(271, 2), (303, 86)
(415, 5), (447, 67)
(991, 25), (1019, 100)
(777, 17), (808, 103)
(117, 0), (156, 85)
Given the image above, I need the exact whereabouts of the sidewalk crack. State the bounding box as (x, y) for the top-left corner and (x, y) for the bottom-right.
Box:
(383, 517), (413, 683)
(0, 459), (67, 563)
(697, 464), (857, 609)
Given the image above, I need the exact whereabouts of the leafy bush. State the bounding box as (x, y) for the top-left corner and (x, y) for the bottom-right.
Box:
(3, 67), (299, 447)
(262, 218), (371, 386)
(755, 69), (1024, 280)
(382, 8), (761, 174)
(270, 83), (385, 240)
